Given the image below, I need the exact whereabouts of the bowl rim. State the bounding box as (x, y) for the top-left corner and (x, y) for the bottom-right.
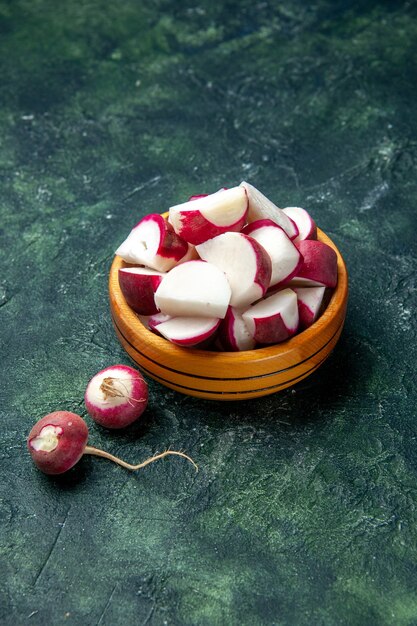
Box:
(109, 228), (348, 368)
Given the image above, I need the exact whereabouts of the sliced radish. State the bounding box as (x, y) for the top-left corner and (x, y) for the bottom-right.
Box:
(240, 181), (298, 240)
(242, 288), (299, 344)
(154, 260), (231, 318)
(118, 267), (165, 315)
(196, 232), (272, 308)
(168, 186), (248, 245)
(290, 240), (338, 288)
(148, 312), (172, 334)
(293, 286), (326, 330)
(218, 306), (256, 352)
(282, 206), (317, 242)
(115, 213), (189, 272)
(242, 219), (303, 287)
(156, 316), (220, 347)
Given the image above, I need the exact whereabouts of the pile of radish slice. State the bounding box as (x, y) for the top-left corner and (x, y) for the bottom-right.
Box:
(116, 181), (338, 350)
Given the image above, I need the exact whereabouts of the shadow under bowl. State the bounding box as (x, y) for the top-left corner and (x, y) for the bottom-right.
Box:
(109, 229), (348, 401)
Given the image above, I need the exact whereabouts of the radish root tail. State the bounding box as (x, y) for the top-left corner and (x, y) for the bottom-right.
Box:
(84, 446), (198, 472)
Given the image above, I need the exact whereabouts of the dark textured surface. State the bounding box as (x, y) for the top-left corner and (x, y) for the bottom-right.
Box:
(1, 1), (417, 624)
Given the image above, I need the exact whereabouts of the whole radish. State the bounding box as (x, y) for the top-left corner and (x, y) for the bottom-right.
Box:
(84, 365), (149, 429)
(27, 411), (89, 475)
(27, 412), (198, 475)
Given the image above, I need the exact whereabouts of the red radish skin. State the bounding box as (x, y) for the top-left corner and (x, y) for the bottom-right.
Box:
(247, 238), (271, 300)
(27, 411), (88, 475)
(242, 219), (303, 287)
(196, 232), (272, 308)
(174, 212), (246, 245)
(156, 316), (221, 347)
(293, 286), (326, 330)
(291, 240), (338, 288)
(188, 194), (208, 201)
(242, 288), (299, 345)
(218, 306), (256, 352)
(85, 365), (148, 429)
(116, 214), (189, 272)
(169, 186), (248, 245)
(118, 267), (164, 315)
(282, 207), (317, 242)
(298, 300), (315, 329)
(240, 181), (299, 240)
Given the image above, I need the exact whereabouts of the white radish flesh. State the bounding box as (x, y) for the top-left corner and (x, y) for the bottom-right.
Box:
(156, 316), (220, 347)
(242, 288), (299, 344)
(282, 206), (317, 242)
(148, 312), (172, 334)
(196, 232), (272, 308)
(240, 181), (298, 240)
(288, 277), (325, 287)
(293, 286), (326, 330)
(115, 214), (189, 272)
(242, 219), (303, 287)
(154, 260), (231, 318)
(168, 186), (248, 245)
(218, 306), (256, 352)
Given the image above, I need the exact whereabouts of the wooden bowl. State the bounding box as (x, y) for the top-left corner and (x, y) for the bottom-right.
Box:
(109, 229), (348, 401)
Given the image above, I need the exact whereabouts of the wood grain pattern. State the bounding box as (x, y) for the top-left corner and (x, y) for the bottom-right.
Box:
(109, 229), (348, 400)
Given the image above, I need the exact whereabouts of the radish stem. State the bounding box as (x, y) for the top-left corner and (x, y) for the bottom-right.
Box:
(84, 446), (198, 472)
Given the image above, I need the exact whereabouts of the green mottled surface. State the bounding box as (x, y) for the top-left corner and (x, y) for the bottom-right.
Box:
(1, 1), (417, 624)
